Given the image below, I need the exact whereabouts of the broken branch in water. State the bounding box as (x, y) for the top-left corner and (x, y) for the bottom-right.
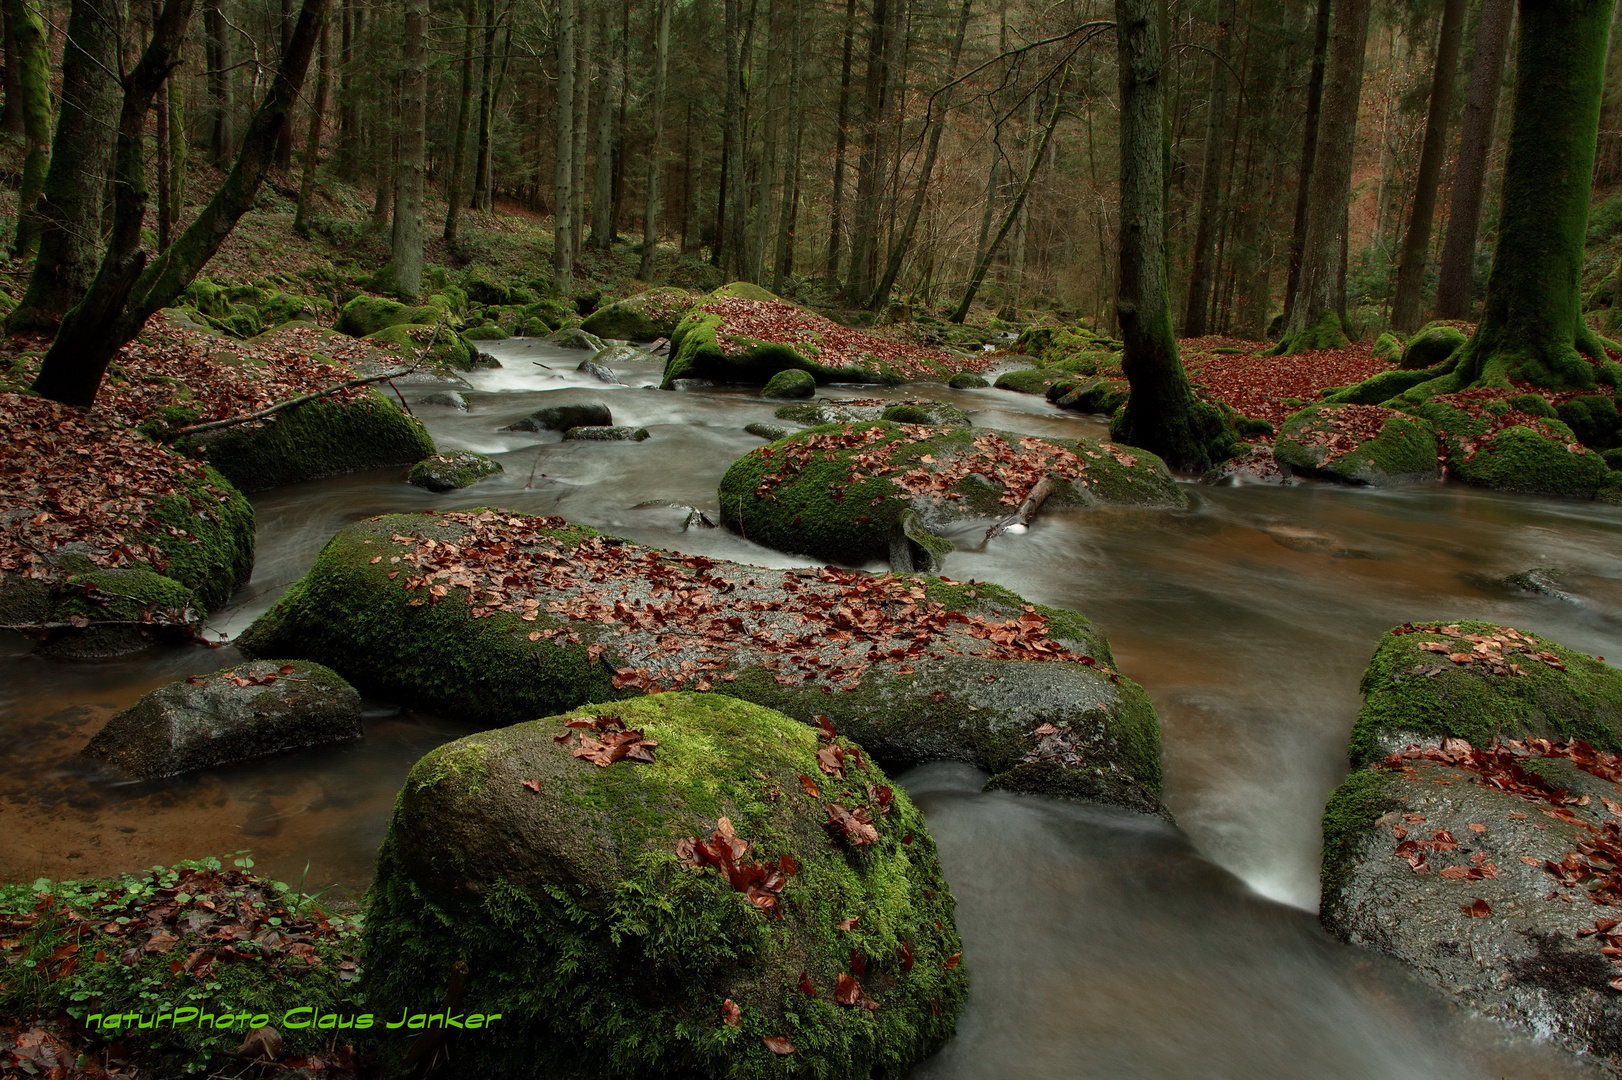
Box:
(985, 473), (1058, 542)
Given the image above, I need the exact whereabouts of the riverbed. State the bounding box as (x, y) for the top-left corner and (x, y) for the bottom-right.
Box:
(4, 340), (1618, 1077)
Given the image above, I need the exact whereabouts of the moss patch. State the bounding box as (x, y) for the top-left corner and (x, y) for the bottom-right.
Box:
(580, 286), (697, 341)
(1272, 404), (1441, 485)
(1318, 767), (1403, 905)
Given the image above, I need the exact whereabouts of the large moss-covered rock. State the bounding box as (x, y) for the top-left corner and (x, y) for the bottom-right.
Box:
(1400, 322), (1468, 370)
(336, 295), (453, 338)
(1416, 398), (1609, 497)
(363, 322), (483, 371)
(992, 369), (1059, 395)
(1555, 393), (1620, 449)
(1011, 324), (1120, 367)
(408, 450), (503, 491)
(1272, 404), (1441, 485)
(80, 660), (361, 779)
(1051, 376), (1130, 416)
(719, 422), (1186, 570)
(946, 373), (988, 389)
(1371, 332), (1404, 362)
(238, 511), (1165, 814)
(762, 367), (816, 399)
(461, 265), (516, 306)
(363, 693), (965, 1080)
(1347, 620), (1622, 767)
(580, 286), (697, 341)
(547, 327), (607, 352)
(188, 390), (436, 493)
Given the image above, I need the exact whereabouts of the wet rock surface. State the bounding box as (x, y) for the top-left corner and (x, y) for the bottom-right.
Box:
(1200, 445), (1297, 486)
(562, 425), (650, 442)
(407, 450), (503, 491)
(505, 402), (614, 432)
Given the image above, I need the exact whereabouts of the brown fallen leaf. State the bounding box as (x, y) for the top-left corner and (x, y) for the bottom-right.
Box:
(236, 1025), (283, 1061)
(1462, 898), (1492, 918)
(721, 999), (742, 1027)
(944, 952), (962, 970)
(835, 916), (858, 931)
(1468, 823), (1487, 833)
(762, 1035), (796, 1055)
(521, 779), (542, 792)
(835, 973), (862, 1006)
(799, 774), (820, 797)
(798, 972), (817, 996)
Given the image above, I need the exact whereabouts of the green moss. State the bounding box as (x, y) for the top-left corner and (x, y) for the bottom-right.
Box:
(1371, 332), (1404, 361)
(187, 391), (436, 493)
(992, 369), (1056, 395)
(137, 465), (256, 609)
(761, 368), (816, 400)
(1555, 394), (1619, 448)
(580, 286), (697, 341)
(461, 265), (515, 306)
(408, 450), (503, 492)
(1401, 323), (1468, 369)
(662, 283), (881, 387)
(1448, 425), (1609, 497)
(363, 693), (965, 1080)
(1349, 620), (1622, 766)
(1319, 767), (1402, 902)
(1276, 310), (1350, 355)
(1507, 393), (1558, 418)
(335, 295), (417, 337)
(1273, 405), (1440, 485)
(1054, 377), (1130, 415)
(946, 373), (988, 389)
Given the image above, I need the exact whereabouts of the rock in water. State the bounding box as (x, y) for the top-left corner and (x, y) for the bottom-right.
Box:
(1321, 621), (1622, 1062)
(947, 373), (989, 389)
(417, 390), (468, 410)
(1273, 404), (1441, 486)
(761, 368), (816, 399)
(407, 450), (503, 492)
(745, 422), (797, 441)
(81, 660), (361, 779)
(562, 425), (649, 442)
(1200, 445), (1295, 486)
(504, 403), (613, 432)
(362, 693), (966, 1079)
(574, 359), (624, 384)
(545, 327), (607, 352)
(578, 286), (697, 341)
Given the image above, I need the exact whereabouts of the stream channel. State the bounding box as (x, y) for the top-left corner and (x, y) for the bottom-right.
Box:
(6, 340), (1622, 1077)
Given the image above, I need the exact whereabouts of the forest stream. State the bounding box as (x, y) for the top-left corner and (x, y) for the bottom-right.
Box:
(6, 341), (1621, 1078)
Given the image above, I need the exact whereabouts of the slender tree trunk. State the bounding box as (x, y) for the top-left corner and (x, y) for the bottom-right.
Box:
(293, 4), (331, 236)
(1278, 0), (1370, 351)
(1, 0), (21, 136)
(609, 0), (630, 236)
(155, 0), (173, 251)
(554, 0), (575, 292)
(374, 0), (426, 299)
(7, 0), (51, 259)
(572, 2), (593, 259)
(846, 0), (892, 303)
(1112, 0), (1233, 471)
(443, 0), (478, 243)
(590, 6), (620, 251)
(168, 40), (187, 229)
(8, 0), (120, 333)
(970, 154), (1000, 290)
(1434, 0), (1514, 320)
(32, 0), (329, 409)
(487, 13), (513, 212)
(1451, 0), (1617, 390)
(749, 1), (779, 284)
(1182, 0), (1234, 336)
(949, 71), (1069, 323)
(336, 0), (357, 177)
(723, 0), (746, 276)
(638, 0), (672, 280)
(771, 0), (805, 292)
(1282, 0), (1332, 326)
(276, 0), (294, 168)
(471, 0), (497, 209)
(1389, 0), (1466, 331)
(205, 0), (233, 164)
(869, 0), (972, 310)
(824, 0), (857, 285)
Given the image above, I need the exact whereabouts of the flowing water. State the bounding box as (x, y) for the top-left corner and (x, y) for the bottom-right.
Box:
(6, 340), (1622, 1077)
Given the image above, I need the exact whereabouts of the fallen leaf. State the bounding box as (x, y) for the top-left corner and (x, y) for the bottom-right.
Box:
(721, 999), (741, 1027)
(521, 779), (542, 792)
(762, 1035), (796, 1055)
(835, 973), (862, 1006)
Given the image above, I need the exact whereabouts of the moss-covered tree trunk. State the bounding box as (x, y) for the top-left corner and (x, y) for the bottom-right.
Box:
(441, 0), (477, 244)
(1276, 0), (1369, 353)
(205, 0), (233, 164)
(589, 11), (619, 253)
(31, 0), (330, 409)
(1433, 0), (1513, 321)
(1390, 0), (1466, 332)
(823, 0), (857, 286)
(470, 0), (496, 209)
(553, 0), (575, 293)
(637, 0), (671, 281)
(1110, 0), (1235, 472)
(1449, 0), (1617, 390)
(1281, 0), (1332, 325)
(7, 0), (51, 260)
(293, 6), (331, 237)
(1181, 0), (1233, 337)
(7, 0), (119, 333)
(372, 0), (425, 300)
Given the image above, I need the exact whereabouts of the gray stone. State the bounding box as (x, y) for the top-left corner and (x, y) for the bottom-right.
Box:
(418, 391), (467, 410)
(407, 450), (503, 492)
(562, 425), (650, 442)
(545, 327), (607, 352)
(1200, 445), (1296, 486)
(744, 422), (796, 441)
(504, 403), (613, 432)
(80, 660), (361, 779)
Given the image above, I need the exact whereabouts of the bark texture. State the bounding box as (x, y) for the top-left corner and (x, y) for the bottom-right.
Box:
(373, 0), (427, 299)
(8, 0), (52, 259)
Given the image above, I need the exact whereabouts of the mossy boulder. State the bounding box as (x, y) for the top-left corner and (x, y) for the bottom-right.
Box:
(187, 390), (436, 493)
(1272, 404), (1441, 485)
(1371, 332), (1404, 362)
(408, 450), (503, 492)
(336, 295), (418, 338)
(662, 283), (890, 388)
(461, 265), (515, 306)
(547, 327), (607, 352)
(1347, 620), (1622, 767)
(746, 422), (798, 441)
(462, 321), (509, 341)
(718, 421), (1187, 571)
(580, 286), (697, 341)
(992, 369), (1058, 395)
(505, 402), (613, 432)
(80, 660), (360, 779)
(363, 322), (482, 371)
(762, 368), (816, 400)
(1400, 323), (1468, 370)
(563, 425), (650, 442)
(238, 511), (1165, 815)
(1555, 393), (1620, 449)
(879, 401), (969, 426)
(946, 373), (988, 389)
(1011, 324), (1117, 366)
(363, 693), (965, 1080)
(1415, 400), (1609, 497)
(1052, 376), (1130, 416)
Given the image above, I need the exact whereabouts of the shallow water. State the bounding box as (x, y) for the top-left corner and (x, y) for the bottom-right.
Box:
(4, 339), (1620, 1077)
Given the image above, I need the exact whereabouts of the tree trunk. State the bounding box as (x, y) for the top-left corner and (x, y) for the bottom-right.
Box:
(1277, 0), (1370, 352)
(7, 0), (51, 259)
(205, 0), (233, 164)
(846, 0), (892, 303)
(1389, 0), (1466, 332)
(749, 2), (779, 284)
(374, 0), (425, 299)
(1111, 0), (1234, 471)
(1181, 0), (1234, 337)
(638, 0), (672, 280)
(32, 0), (329, 409)
(471, 0), (497, 209)
(553, 0), (575, 293)
(824, 0), (857, 285)
(869, 0), (972, 310)
(1433, 0), (1514, 321)
(168, 39), (187, 230)
(1281, 0), (1332, 327)
(155, 0), (172, 251)
(771, 0), (804, 292)
(443, 0), (478, 243)
(8, 0), (120, 333)
(572, 2), (593, 259)
(337, 0), (358, 178)
(1450, 0), (1616, 391)
(276, 0), (294, 168)
(293, 4), (331, 236)
(1, 0), (21, 136)
(590, 6), (620, 251)
(722, 0), (746, 277)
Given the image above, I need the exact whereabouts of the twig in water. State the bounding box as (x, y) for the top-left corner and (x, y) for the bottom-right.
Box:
(985, 473), (1058, 542)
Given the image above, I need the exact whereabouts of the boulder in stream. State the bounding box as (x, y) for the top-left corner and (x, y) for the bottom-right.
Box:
(1272, 404), (1441, 486)
(1199, 445), (1296, 486)
(578, 286), (697, 341)
(762, 367), (816, 399)
(745, 421), (798, 441)
(363, 693), (966, 1079)
(1320, 622), (1622, 1062)
(575, 358), (625, 384)
(718, 421), (1187, 571)
(773, 399), (969, 428)
(505, 402), (613, 432)
(546, 327), (607, 352)
(407, 450), (503, 491)
(562, 425), (650, 442)
(417, 390), (467, 410)
(80, 660), (361, 779)
(238, 510), (1167, 816)
(1416, 397), (1610, 498)
(947, 373), (989, 389)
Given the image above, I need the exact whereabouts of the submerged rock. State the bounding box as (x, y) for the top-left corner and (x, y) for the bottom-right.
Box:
(407, 450), (503, 492)
(762, 367), (816, 399)
(719, 421), (1187, 570)
(574, 358), (625, 385)
(745, 422), (798, 441)
(80, 660), (361, 779)
(947, 373), (989, 389)
(546, 327), (607, 352)
(562, 425), (650, 442)
(505, 402), (613, 432)
(1273, 404), (1441, 486)
(578, 286), (697, 341)
(239, 511), (1166, 815)
(363, 693), (965, 1079)
(773, 399), (969, 428)
(1200, 445), (1296, 486)
(417, 390), (467, 410)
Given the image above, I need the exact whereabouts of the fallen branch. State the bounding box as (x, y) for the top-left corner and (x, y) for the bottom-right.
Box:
(985, 474), (1058, 542)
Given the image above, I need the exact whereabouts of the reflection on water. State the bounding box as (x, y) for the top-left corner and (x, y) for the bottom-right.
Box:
(4, 338), (1621, 1075)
